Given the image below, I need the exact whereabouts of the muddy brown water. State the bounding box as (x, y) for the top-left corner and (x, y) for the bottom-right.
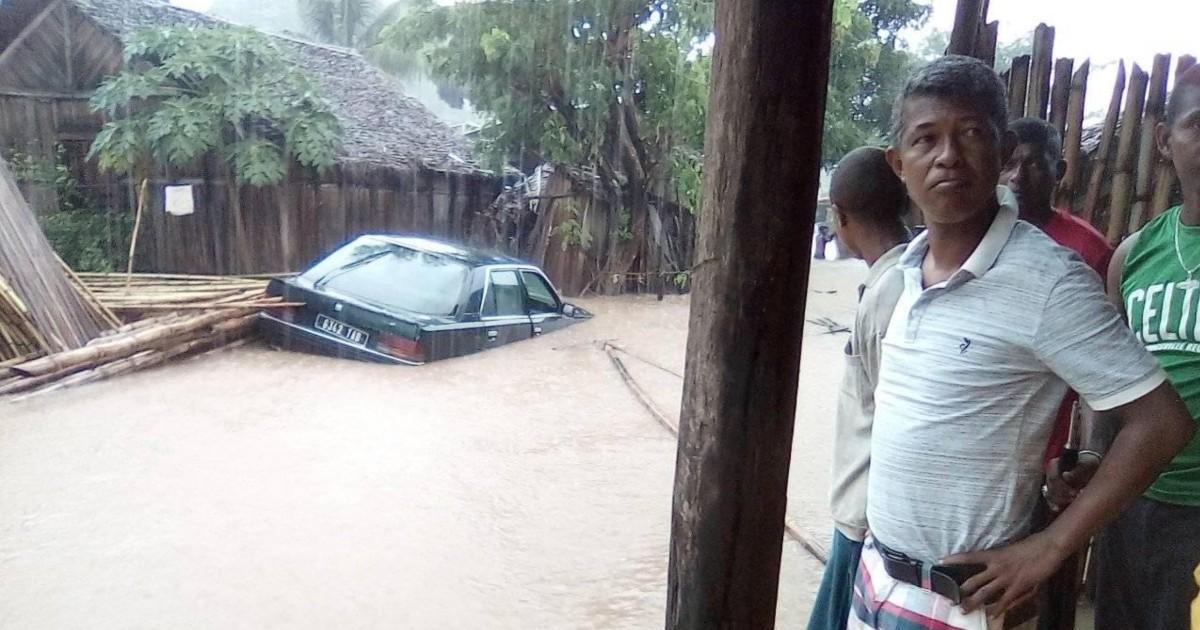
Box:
(0, 260), (865, 629)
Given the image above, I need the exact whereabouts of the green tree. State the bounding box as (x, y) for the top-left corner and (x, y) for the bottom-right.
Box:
(823, 0), (929, 162)
(386, 0), (713, 280)
(299, 0), (421, 75)
(87, 25), (342, 262)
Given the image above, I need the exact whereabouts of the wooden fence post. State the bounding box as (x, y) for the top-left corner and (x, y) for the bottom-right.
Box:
(1008, 55), (1031, 120)
(1057, 60), (1089, 210)
(1083, 61), (1126, 223)
(1106, 64), (1149, 243)
(665, 0), (833, 627)
(1150, 55), (1198, 218)
(1048, 58), (1074, 138)
(1025, 24), (1055, 120)
(1129, 54), (1171, 232)
(947, 0), (986, 56)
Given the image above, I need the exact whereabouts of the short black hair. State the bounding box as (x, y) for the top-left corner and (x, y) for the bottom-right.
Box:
(1166, 65), (1200, 127)
(830, 147), (907, 226)
(1009, 117), (1062, 162)
(890, 55), (1009, 146)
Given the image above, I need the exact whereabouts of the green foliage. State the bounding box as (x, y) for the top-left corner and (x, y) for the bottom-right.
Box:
(385, 0), (714, 212)
(823, 0), (930, 162)
(7, 147), (132, 272)
(88, 25), (342, 186)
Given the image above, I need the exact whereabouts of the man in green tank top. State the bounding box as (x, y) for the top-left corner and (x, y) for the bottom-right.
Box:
(1095, 64), (1200, 630)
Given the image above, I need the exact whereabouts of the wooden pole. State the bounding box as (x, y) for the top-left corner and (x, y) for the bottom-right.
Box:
(1083, 61), (1127, 223)
(1106, 64), (1149, 243)
(1129, 54), (1172, 232)
(1150, 55), (1199, 218)
(1008, 55), (1032, 120)
(974, 21), (999, 68)
(947, 0), (986, 56)
(1025, 24), (1056, 120)
(665, 0), (833, 627)
(1049, 58), (1075, 138)
(1057, 60), (1090, 210)
(125, 178), (149, 289)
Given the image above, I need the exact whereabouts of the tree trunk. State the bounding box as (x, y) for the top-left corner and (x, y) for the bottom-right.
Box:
(665, 0), (833, 627)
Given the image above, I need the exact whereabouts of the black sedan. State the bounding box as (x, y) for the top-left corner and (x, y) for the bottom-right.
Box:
(258, 235), (591, 365)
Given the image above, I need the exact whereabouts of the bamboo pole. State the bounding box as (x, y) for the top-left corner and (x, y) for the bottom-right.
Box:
(1129, 54), (1172, 232)
(1008, 56), (1032, 120)
(1106, 64), (1150, 243)
(11, 308), (253, 377)
(1049, 58), (1075, 138)
(1025, 25), (1056, 120)
(124, 178), (149, 290)
(55, 254), (122, 329)
(1150, 55), (1199, 218)
(1084, 61), (1127, 223)
(1058, 60), (1090, 210)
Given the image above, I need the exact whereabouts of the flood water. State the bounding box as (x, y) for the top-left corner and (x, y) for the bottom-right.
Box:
(0, 261), (864, 629)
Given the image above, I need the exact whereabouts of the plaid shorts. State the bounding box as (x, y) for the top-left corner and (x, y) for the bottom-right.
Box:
(847, 537), (1002, 630)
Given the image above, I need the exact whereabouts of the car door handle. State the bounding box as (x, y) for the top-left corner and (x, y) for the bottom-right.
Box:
(486, 329), (499, 341)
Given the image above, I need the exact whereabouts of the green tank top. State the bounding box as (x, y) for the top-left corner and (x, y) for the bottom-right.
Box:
(1122, 205), (1200, 506)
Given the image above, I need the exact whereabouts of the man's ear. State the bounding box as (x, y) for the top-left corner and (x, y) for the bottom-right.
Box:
(1055, 159), (1067, 183)
(1000, 130), (1018, 164)
(1156, 121), (1172, 162)
(885, 146), (904, 182)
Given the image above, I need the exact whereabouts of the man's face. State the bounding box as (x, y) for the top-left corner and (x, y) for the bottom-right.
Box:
(887, 97), (1004, 225)
(1160, 85), (1200, 192)
(1000, 143), (1059, 219)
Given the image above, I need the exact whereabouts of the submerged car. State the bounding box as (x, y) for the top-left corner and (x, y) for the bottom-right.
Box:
(258, 235), (592, 365)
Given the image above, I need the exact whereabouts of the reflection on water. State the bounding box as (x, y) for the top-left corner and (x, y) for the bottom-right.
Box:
(0, 293), (831, 629)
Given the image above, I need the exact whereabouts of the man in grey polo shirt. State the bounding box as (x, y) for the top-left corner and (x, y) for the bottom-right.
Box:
(848, 55), (1195, 629)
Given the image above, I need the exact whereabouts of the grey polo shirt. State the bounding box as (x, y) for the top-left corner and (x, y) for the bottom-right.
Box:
(867, 188), (1165, 562)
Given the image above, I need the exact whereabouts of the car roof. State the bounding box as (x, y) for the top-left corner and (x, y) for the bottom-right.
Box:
(365, 234), (527, 268)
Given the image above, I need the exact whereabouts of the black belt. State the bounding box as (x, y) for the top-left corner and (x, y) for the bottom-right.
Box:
(874, 540), (985, 605)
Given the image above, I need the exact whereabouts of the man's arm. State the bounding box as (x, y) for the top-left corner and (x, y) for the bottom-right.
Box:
(948, 381), (1193, 614)
(1085, 233), (1141, 452)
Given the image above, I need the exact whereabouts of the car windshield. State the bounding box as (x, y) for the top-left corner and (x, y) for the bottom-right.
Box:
(301, 239), (469, 316)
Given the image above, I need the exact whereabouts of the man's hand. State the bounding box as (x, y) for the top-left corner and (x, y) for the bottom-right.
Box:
(1044, 453), (1102, 511)
(940, 531), (1068, 615)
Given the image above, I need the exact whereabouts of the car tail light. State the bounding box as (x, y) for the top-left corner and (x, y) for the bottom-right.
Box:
(377, 332), (424, 362)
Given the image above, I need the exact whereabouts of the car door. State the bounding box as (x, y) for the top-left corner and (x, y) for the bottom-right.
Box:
(479, 269), (533, 349)
(520, 270), (568, 336)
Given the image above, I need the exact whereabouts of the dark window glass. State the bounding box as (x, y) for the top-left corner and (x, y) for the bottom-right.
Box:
(521, 271), (559, 314)
(483, 270), (525, 317)
(301, 238), (468, 316)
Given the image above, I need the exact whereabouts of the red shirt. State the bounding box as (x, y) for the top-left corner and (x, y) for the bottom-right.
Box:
(1040, 209), (1115, 466)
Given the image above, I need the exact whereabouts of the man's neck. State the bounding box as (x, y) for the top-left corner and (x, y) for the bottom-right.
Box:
(922, 202), (999, 286)
(1179, 186), (1200, 226)
(1020, 203), (1055, 228)
(860, 229), (909, 267)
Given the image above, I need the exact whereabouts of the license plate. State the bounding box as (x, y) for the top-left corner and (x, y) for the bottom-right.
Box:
(315, 314), (368, 346)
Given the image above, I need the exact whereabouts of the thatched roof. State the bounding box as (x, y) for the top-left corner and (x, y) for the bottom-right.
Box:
(67, 0), (484, 175)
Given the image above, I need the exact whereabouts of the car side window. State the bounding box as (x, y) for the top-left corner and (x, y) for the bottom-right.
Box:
(521, 271), (559, 314)
(483, 270), (525, 317)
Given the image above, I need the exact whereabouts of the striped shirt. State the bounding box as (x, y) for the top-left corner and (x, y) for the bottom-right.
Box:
(867, 188), (1165, 562)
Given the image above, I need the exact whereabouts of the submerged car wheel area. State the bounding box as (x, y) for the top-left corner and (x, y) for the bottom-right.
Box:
(258, 235), (592, 364)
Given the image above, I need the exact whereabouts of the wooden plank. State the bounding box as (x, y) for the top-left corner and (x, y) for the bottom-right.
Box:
(1084, 61), (1126, 223)
(1024, 24), (1055, 120)
(1008, 55), (1031, 120)
(974, 21), (998, 68)
(1129, 53), (1171, 231)
(1057, 60), (1089, 210)
(1048, 57), (1074, 138)
(947, 0), (985, 56)
(665, 0), (833, 626)
(432, 174), (452, 236)
(1106, 64), (1149, 243)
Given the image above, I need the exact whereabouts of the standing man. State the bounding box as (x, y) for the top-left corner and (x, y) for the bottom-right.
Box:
(1093, 64), (1200, 630)
(848, 55), (1194, 630)
(807, 147), (910, 630)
